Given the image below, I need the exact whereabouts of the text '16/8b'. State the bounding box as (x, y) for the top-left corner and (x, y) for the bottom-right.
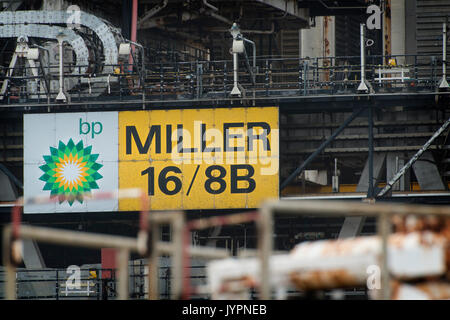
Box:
(141, 164), (256, 196)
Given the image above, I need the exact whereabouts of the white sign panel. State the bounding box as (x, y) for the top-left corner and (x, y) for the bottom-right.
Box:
(24, 112), (118, 213)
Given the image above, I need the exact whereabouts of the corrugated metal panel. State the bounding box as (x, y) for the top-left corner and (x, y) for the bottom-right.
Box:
(416, 0), (450, 64)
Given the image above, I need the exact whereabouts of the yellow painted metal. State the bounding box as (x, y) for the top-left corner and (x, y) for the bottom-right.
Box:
(118, 107), (279, 210)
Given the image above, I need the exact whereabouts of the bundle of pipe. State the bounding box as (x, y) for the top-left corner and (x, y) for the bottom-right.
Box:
(207, 216), (450, 299)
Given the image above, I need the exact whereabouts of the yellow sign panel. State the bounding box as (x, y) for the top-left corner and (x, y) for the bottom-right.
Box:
(118, 107), (279, 210)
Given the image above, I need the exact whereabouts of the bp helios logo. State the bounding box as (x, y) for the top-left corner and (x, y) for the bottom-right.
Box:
(39, 139), (103, 205)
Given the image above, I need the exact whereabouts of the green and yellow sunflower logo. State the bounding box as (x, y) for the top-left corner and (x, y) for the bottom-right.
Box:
(39, 139), (103, 205)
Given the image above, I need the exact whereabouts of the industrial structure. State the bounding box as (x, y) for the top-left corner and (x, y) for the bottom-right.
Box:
(1, 0), (450, 300)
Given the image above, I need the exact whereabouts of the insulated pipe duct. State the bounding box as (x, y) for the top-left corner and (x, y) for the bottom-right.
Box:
(0, 24), (89, 75)
(0, 11), (120, 73)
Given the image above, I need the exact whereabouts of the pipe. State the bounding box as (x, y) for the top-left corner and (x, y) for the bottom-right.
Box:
(230, 51), (241, 96)
(18, 225), (140, 251)
(116, 248), (130, 300)
(439, 22), (449, 88)
(207, 22), (275, 34)
(243, 38), (256, 68)
(137, 0), (168, 27)
(201, 8), (233, 26)
(318, 0), (367, 10)
(55, 35), (67, 101)
(368, 105), (374, 198)
(0, 163), (23, 189)
(172, 213), (184, 300)
(258, 204), (273, 300)
(203, 0), (218, 12)
(129, 0), (138, 72)
(444, 22), (447, 79)
(357, 24), (369, 92)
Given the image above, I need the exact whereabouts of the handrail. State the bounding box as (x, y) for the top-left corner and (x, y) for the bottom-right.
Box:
(0, 53), (447, 105)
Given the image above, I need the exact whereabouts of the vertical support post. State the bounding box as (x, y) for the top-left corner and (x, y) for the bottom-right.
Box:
(383, 0), (392, 65)
(116, 248), (129, 300)
(439, 22), (449, 88)
(265, 59), (269, 96)
(298, 60), (302, 94)
(56, 35), (67, 102)
(171, 213), (184, 300)
(129, 0), (138, 72)
(303, 61), (308, 96)
(358, 24), (369, 92)
(3, 226), (16, 300)
(223, 61), (227, 97)
(190, 62), (194, 99)
(231, 52), (241, 96)
(378, 212), (391, 300)
(56, 270), (59, 300)
(148, 222), (159, 300)
(368, 105), (374, 198)
(160, 63), (163, 100)
(258, 205), (272, 300)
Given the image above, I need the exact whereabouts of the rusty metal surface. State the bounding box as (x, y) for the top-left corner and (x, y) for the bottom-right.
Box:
(392, 281), (450, 300)
(208, 230), (449, 296)
(383, 0), (392, 63)
(290, 269), (360, 291)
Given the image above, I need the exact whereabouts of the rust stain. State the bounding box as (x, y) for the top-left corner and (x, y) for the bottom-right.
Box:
(384, 0), (391, 63)
(219, 275), (257, 293)
(289, 269), (360, 290)
(390, 280), (401, 300)
(323, 16), (331, 81)
(410, 282), (450, 300)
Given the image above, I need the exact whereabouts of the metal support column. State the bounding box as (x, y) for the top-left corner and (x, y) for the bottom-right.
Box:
(368, 105), (374, 198)
(258, 205), (272, 300)
(117, 248), (130, 300)
(358, 24), (369, 92)
(3, 226), (16, 300)
(378, 212), (391, 300)
(439, 22), (449, 89)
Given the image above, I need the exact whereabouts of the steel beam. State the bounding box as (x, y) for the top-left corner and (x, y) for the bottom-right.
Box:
(378, 116), (450, 197)
(280, 107), (365, 190)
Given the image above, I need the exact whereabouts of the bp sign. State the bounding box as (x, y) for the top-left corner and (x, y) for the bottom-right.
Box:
(24, 107), (279, 213)
(24, 112), (118, 213)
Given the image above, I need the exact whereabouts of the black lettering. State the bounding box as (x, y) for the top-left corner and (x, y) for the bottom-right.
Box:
(224, 123), (245, 152)
(166, 124), (172, 153)
(141, 166), (155, 195)
(177, 124), (198, 153)
(230, 165), (256, 193)
(202, 123), (220, 152)
(205, 165), (226, 194)
(126, 125), (161, 154)
(248, 122), (271, 151)
(159, 166), (182, 195)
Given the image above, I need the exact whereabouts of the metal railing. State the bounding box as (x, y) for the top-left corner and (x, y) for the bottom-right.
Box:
(0, 265), (210, 300)
(256, 199), (450, 300)
(0, 53), (447, 105)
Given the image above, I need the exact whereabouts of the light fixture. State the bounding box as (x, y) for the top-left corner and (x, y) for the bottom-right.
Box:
(230, 23), (242, 96)
(56, 31), (68, 102)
